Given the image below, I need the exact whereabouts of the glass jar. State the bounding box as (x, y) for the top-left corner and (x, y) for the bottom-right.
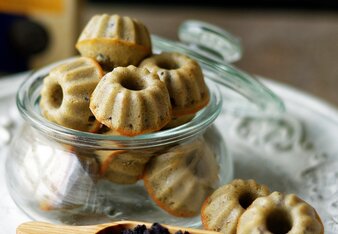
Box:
(5, 21), (284, 227)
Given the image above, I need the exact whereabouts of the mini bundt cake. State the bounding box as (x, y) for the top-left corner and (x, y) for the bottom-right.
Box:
(201, 179), (270, 234)
(94, 128), (163, 185)
(96, 149), (154, 184)
(163, 113), (195, 129)
(143, 138), (219, 217)
(237, 191), (324, 234)
(139, 52), (210, 119)
(76, 14), (152, 69)
(40, 57), (103, 132)
(90, 66), (172, 136)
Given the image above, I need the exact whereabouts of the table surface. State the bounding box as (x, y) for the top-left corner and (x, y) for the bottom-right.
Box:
(84, 5), (338, 108)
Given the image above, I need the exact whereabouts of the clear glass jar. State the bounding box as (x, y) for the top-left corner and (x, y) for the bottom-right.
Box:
(5, 21), (284, 227)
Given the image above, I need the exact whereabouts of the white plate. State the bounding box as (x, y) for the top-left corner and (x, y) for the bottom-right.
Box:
(218, 78), (338, 234)
(1, 73), (338, 233)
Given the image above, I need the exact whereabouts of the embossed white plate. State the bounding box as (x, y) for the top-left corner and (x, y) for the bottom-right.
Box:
(217, 77), (338, 234)
(1, 73), (338, 233)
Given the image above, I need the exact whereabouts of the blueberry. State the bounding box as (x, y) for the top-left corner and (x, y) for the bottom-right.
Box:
(134, 224), (147, 234)
(150, 223), (170, 234)
(120, 222), (190, 234)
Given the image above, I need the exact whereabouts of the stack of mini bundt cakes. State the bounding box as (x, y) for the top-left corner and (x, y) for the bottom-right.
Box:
(201, 179), (324, 234)
(40, 13), (209, 135)
(38, 13), (215, 217)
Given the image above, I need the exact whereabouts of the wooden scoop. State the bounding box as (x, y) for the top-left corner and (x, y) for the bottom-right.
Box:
(17, 220), (221, 234)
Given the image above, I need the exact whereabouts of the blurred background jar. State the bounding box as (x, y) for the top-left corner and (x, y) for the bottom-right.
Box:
(0, 0), (82, 75)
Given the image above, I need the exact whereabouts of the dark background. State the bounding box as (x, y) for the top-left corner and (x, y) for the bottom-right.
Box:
(89, 0), (338, 11)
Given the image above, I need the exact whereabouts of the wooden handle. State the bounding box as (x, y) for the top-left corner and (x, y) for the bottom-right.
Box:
(17, 220), (221, 234)
(16, 221), (110, 234)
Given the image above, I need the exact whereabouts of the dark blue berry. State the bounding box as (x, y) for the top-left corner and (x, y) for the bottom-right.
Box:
(151, 223), (170, 234)
(134, 224), (147, 234)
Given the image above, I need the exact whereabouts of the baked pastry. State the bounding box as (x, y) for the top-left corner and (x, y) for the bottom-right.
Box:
(201, 179), (270, 234)
(163, 113), (195, 129)
(90, 66), (172, 136)
(40, 57), (103, 132)
(139, 52), (210, 118)
(94, 126), (160, 185)
(143, 138), (219, 217)
(76, 14), (152, 69)
(237, 191), (324, 234)
(96, 149), (154, 185)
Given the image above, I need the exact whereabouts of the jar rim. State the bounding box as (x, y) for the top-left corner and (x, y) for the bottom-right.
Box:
(16, 58), (223, 149)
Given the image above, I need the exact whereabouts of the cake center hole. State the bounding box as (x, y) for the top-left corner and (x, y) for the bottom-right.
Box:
(266, 208), (292, 234)
(121, 76), (144, 91)
(157, 60), (180, 70)
(239, 192), (256, 209)
(50, 83), (63, 108)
